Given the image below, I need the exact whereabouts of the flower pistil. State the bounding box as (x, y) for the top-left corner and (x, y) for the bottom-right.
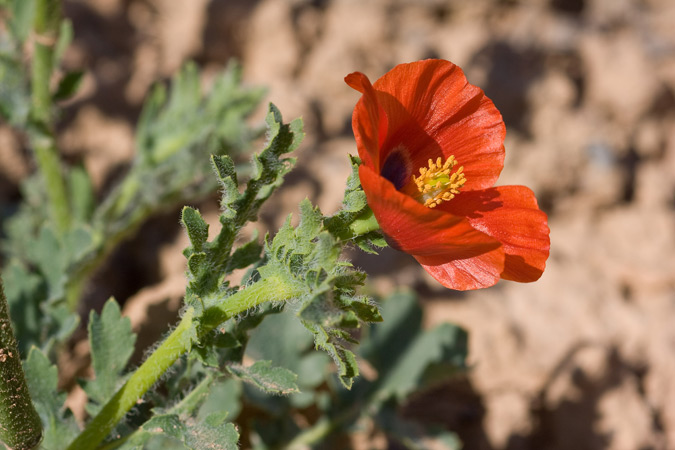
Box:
(412, 156), (466, 208)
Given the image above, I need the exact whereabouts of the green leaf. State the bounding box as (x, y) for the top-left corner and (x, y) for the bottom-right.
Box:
(20, 221), (95, 307)
(181, 207), (210, 253)
(53, 70), (83, 102)
(48, 303), (80, 347)
(3, 261), (44, 353)
(325, 156), (386, 254)
(26, 226), (66, 301)
(3, 257), (80, 354)
(192, 303), (280, 369)
(226, 360), (299, 395)
(302, 320), (359, 389)
(120, 413), (239, 450)
(254, 192), (381, 389)
(298, 198), (322, 238)
(211, 154), (238, 189)
(133, 62), (264, 166)
(23, 347), (78, 449)
(359, 292), (423, 373)
(68, 164), (95, 222)
(183, 103), (303, 307)
(92, 61), (264, 269)
(84, 298), (137, 414)
(360, 292), (468, 402)
(225, 233), (262, 272)
(7, 0), (36, 42)
(0, 51), (31, 125)
(246, 310), (313, 373)
(53, 19), (74, 67)
(197, 378), (242, 422)
(227, 104), (302, 224)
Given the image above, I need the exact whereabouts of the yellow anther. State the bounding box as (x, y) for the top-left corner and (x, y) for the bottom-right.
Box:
(412, 155), (466, 208)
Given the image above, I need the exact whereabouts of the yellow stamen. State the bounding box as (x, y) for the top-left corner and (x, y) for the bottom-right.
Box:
(412, 155), (466, 208)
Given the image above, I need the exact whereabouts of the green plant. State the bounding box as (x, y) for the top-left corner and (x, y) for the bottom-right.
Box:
(0, 1), (550, 449)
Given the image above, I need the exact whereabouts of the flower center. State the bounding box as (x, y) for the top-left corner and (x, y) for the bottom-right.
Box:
(412, 156), (466, 208)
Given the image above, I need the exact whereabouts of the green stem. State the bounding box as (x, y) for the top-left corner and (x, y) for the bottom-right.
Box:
(33, 139), (71, 233)
(0, 276), (43, 450)
(32, 0), (60, 123)
(66, 276), (302, 450)
(66, 308), (195, 450)
(347, 207), (380, 237)
(284, 405), (359, 449)
(96, 374), (216, 450)
(31, 0), (71, 234)
(285, 418), (334, 449)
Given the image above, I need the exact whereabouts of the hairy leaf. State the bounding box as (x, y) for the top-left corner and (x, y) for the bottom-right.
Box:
(257, 199), (382, 389)
(183, 103), (303, 310)
(84, 298), (137, 415)
(90, 62), (264, 289)
(226, 360), (299, 395)
(23, 347), (79, 449)
(120, 412), (239, 450)
(325, 156), (387, 253)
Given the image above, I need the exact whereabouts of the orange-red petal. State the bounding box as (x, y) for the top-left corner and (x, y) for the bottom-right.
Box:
(414, 246), (506, 290)
(347, 60), (506, 191)
(359, 165), (501, 259)
(438, 186), (550, 282)
(345, 71), (387, 172)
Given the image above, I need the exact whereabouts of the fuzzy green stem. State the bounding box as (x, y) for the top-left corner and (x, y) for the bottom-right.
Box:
(348, 207), (380, 237)
(96, 373), (217, 450)
(0, 277), (43, 450)
(31, 0), (71, 234)
(66, 308), (195, 450)
(32, 0), (60, 123)
(200, 275), (302, 330)
(66, 276), (301, 450)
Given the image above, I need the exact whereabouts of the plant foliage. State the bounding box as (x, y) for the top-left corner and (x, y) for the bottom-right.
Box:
(0, 3), (473, 448)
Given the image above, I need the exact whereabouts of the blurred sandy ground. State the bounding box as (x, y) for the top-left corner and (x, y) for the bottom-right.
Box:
(2, 0), (675, 448)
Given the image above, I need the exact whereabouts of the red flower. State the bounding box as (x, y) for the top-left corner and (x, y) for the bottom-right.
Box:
(345, 59), (550, 290)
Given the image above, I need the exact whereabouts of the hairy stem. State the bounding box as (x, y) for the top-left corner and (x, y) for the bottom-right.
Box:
(66, 276), (302, 450)
(31, 0), (71, 233)
(347, 207), (380, 237)
(94, 374), (216, 450)
(0, 277), (43, 450)
(66, 308), (195, 450)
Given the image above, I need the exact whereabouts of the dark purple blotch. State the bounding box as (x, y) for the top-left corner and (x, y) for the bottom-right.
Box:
(380, 146), (411, 190)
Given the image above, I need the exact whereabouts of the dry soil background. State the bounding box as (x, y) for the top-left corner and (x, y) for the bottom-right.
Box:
(2, 0), (675, 449)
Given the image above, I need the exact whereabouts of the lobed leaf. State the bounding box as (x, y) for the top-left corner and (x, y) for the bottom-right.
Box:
(91, 61), (264, 274)
(183, 103), (303, 309)
(256, 198), (382, 389)
(23, 347), (79, 449)
(182, 207), (210, 254)
(119, 412), (239, 450)
(325, 156), (387, 253)
(83, 298), (137, 415)
(226, 360), (299, 395)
